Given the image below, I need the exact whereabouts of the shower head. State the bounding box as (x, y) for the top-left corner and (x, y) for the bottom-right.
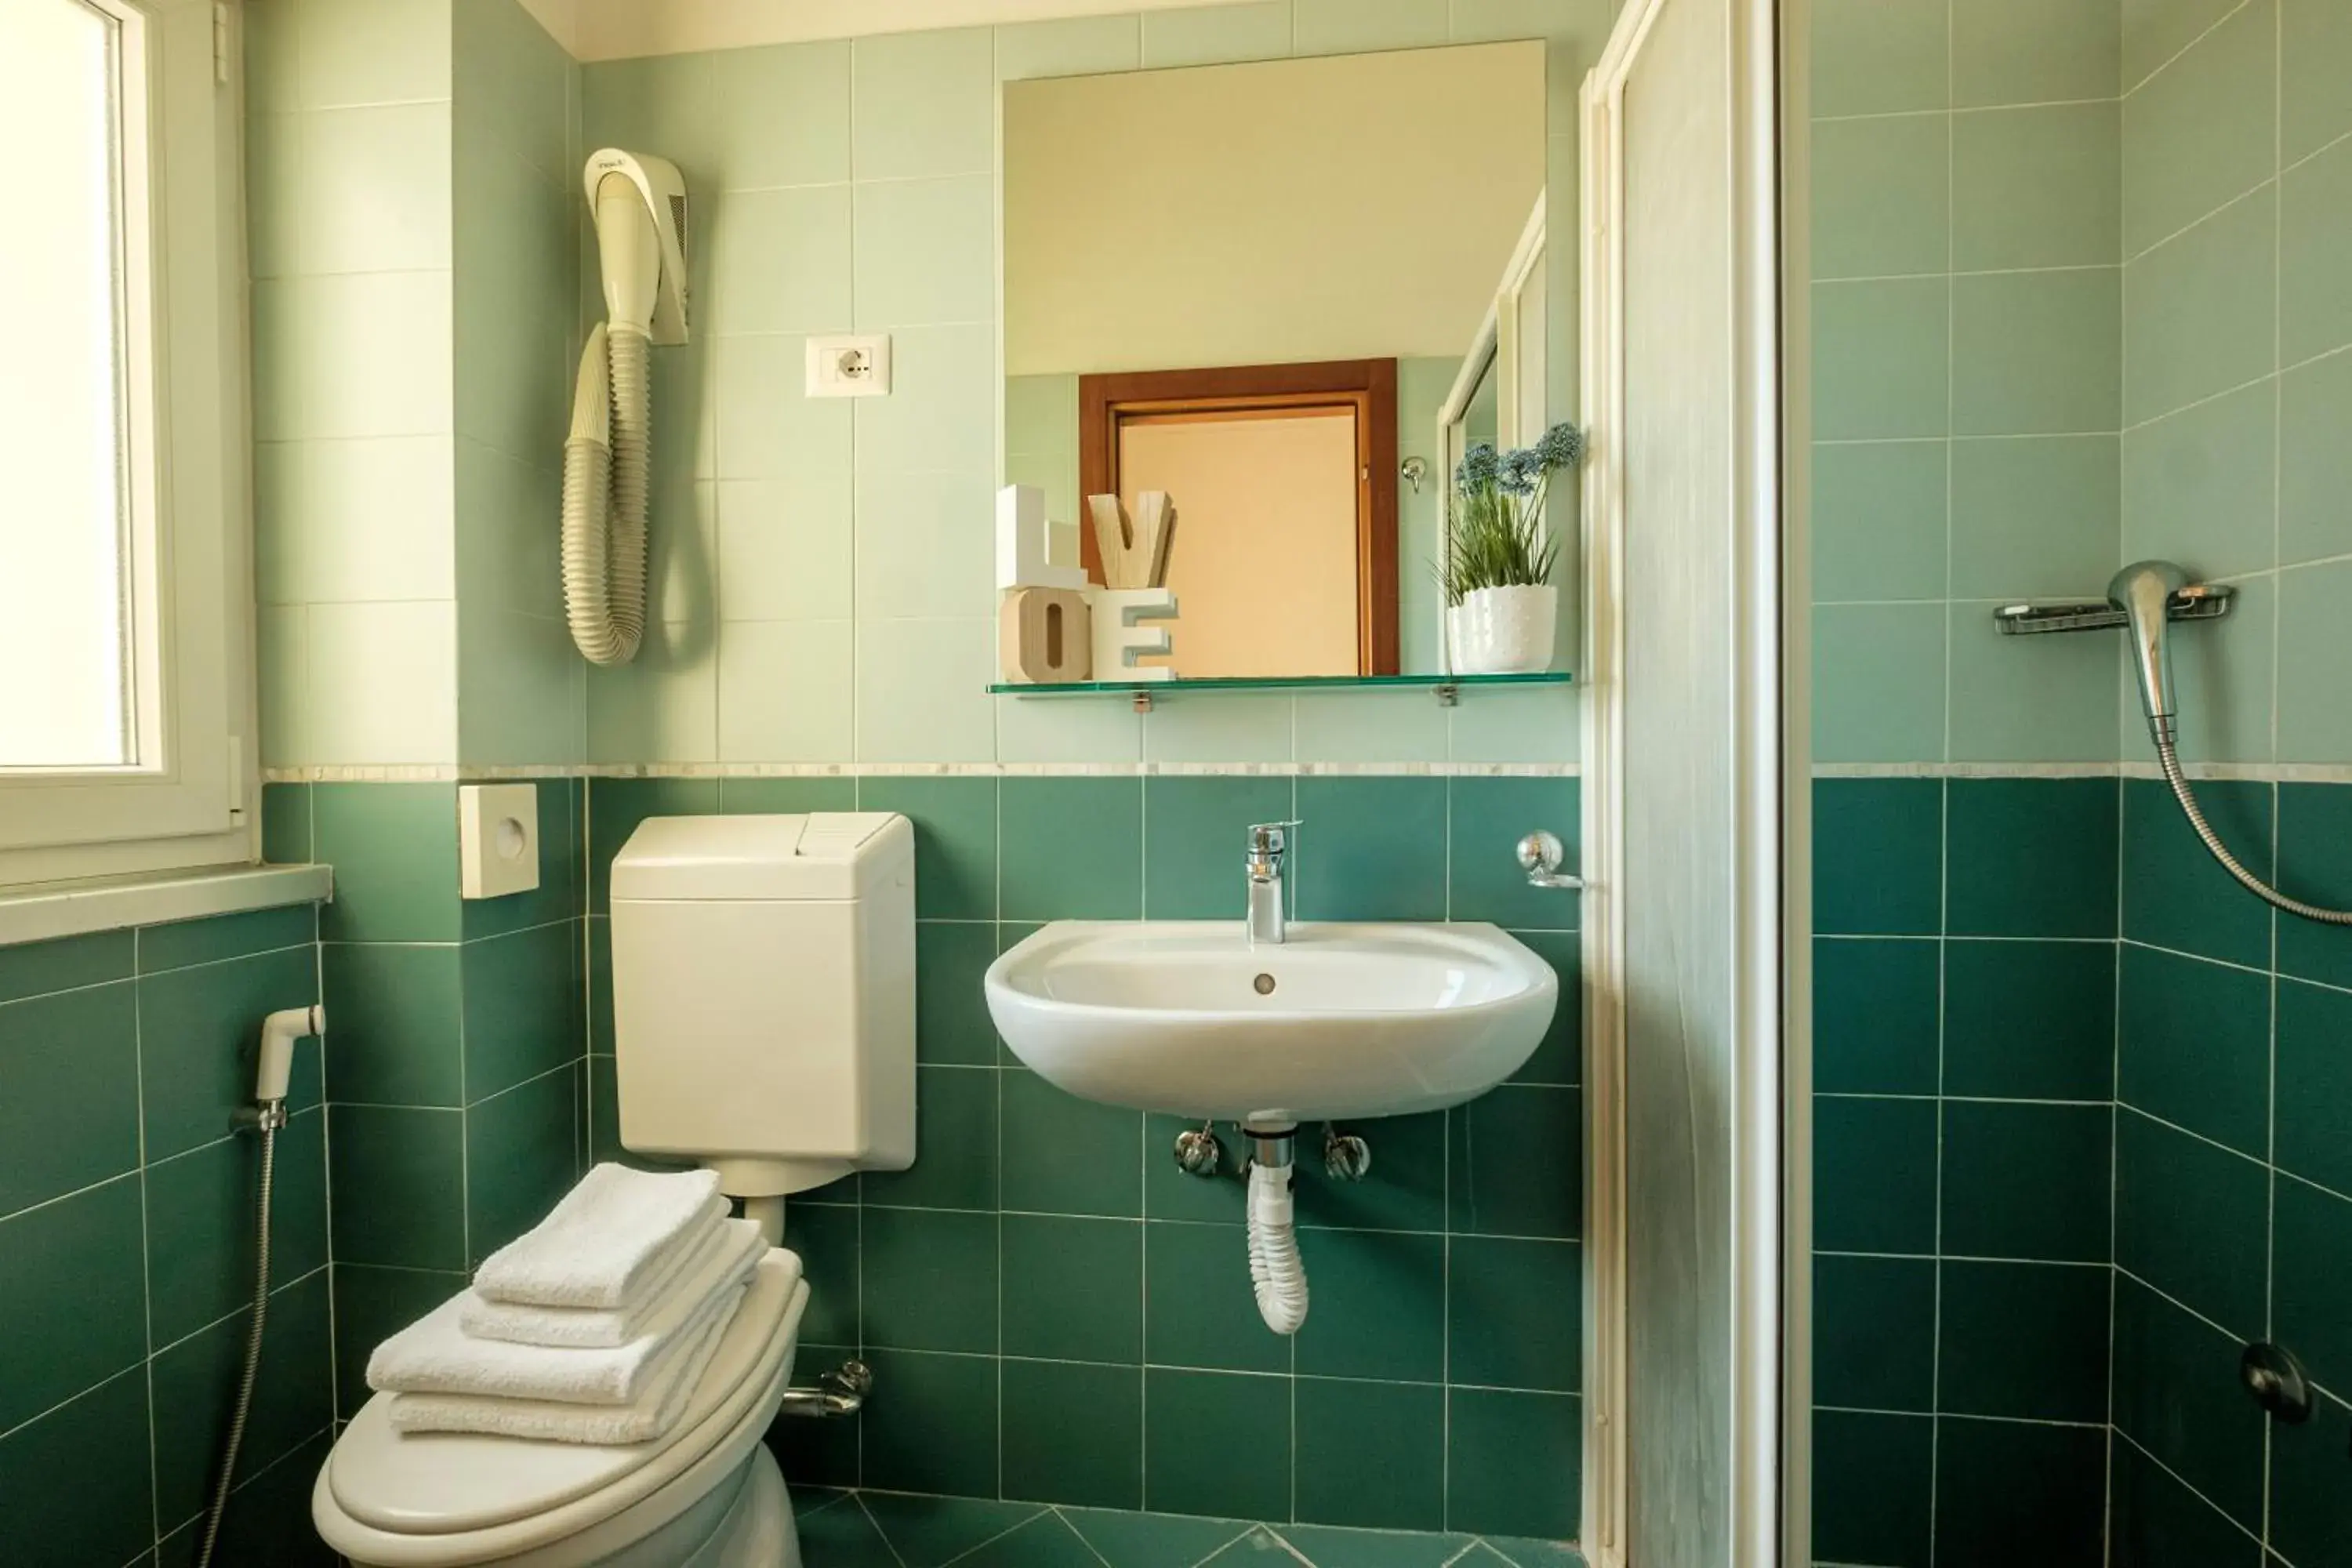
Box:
(2108, 559), (2190, 745)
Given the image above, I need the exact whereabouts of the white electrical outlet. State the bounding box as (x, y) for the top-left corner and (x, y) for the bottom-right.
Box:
(805, 334), (892, 397)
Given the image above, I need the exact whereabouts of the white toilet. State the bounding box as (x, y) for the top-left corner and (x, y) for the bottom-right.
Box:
(314, 813), (917, 1567)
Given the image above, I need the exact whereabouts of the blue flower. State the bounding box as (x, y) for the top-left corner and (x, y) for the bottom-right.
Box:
(1534, 421), (1585, 471)
(1456, 442), (1501, 491)
(1497, 447), (1541, 495)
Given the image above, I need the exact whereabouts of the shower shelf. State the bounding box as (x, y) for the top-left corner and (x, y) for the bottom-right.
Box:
(1992, 583), (2234, 635)
(985, 670), (1571, 712)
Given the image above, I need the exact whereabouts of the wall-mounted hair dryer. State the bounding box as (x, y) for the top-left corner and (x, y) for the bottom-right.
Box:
(2105, 561), (2352, 925)
(563, 149), (691, 666)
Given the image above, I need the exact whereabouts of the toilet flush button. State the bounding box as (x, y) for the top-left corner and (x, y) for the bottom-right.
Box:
(459, 783), (541, 900)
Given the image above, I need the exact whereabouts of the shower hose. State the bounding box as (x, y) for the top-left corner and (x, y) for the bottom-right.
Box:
(195, 1119), (276, 1568)
(2155, 738), (2352, 924)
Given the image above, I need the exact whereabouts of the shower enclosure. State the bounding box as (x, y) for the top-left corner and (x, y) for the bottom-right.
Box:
(1791, 2), (2352, 1564)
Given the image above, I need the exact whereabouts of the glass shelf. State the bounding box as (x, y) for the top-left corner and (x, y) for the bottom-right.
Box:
(987, 670), (1571, 708)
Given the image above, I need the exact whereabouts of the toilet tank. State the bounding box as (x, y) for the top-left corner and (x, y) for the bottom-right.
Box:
(609, 813), (916, 1197)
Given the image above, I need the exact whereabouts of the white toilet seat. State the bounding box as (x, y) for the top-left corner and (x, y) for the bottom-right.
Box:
(315, 1253), (808, 1566)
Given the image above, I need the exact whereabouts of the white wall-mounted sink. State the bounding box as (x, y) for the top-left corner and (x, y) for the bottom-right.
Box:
(984, 921), (1559, 1126)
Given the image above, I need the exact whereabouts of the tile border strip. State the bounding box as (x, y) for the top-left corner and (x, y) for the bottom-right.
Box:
(1812, 761), (2352, 783)
(262, 761), (1586, 782)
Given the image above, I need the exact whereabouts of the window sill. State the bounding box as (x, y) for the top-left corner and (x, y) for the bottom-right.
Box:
(0, 862), (332, 949)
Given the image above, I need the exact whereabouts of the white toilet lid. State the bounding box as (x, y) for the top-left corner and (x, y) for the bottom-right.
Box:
(328, 1250), (804, 1536)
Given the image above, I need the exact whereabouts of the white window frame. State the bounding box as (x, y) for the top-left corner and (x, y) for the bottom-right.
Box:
(0, 0), (256, 887)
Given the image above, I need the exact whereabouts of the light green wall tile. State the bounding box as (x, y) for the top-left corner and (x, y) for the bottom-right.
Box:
(2122, 381), (2277, 578)
(710, 185), (854, 336)
(713, 336), (855, 481)
(854, 176), (996, 329)
(1294, 692), (1448, 763)
(257, 606), (311, 768)
(1953, 103), (2121, 271)
(2124, 187), (2276, 423)
(1948, 601), (2121, 762)
(1447, 686), (1580, 765)
(1141, 2), (1294, 67)
(2121, 0), (2274, 256)
(703, 43), (853, 190)
(265, 271), (454, 441)
(307, 601), (458, 764)
(1811, 114), (1949, 280)
(2280, 348), (2352, 565)
(1951, 269), (2121, 437)
(2129, 572), (2274, 763)
(1813, 604), (1949, 763)
(302, 104), (452, 273)
(1950, 436), (2121, 597)
(996, 14), (1142, 78)
(716, 620), (854, 761)
(853, 323), (996, 479)
(717, 477), (852, 621)
(1140, 696), (1297, 764)
(455, 440), (561, 620)
(2282, 0), (2352, 162)
(457, 604), (582, 767)
(1294, 0), (1449, 55)
(269, 437), (456, 604)
(2281, 136), (2352, 365)
(2278, 561), (2352, 760)
(851, 28), (993, 180)
(245, 0), (297, 113)
(997, 693), (1145, 764)
(580, 53), (720, 184)
(584, 621), (717, 764)
(2122, 0), (2241, 90)
(1450, 0), (1599, 47)
(856, 466), (995, 620)
(1006, 374), (1077, 463)
(1813, 441), (1948, 602)
(1954, 0), (2121, 107)
(1811, 0), (1947, 118)
(454, 0), (568, 180)
(246, 111), (297, 279)
(1813, 278), (1951, 440)
(644, 474), (718, 626)
(297, 0), (450, 110)
(856, 617), (996, 761)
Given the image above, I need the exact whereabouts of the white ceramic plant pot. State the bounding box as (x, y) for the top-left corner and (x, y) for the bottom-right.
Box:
(1448, 585), (1557, 675)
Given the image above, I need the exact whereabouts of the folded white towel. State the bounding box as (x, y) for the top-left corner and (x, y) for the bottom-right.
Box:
(474, 1163), (726, 1310)
(368, 1221), (764, 1406)
(387, 1284), (744, 1446)
(460, 1216), (761, 1349)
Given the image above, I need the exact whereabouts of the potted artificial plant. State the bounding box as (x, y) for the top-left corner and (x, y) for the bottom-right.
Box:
(1440, 423), (1584, 674)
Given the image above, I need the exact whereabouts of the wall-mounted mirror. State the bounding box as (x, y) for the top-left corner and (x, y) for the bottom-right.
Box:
(1002, 42), (1549, 681)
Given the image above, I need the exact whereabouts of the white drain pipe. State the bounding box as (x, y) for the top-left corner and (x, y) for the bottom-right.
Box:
(1246, 1129), (1308, 1334)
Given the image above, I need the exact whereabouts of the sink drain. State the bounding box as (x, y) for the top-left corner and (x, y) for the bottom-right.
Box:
(1253, 973), (1276, 995)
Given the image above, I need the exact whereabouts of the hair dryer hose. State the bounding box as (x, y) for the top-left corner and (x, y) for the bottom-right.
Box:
(194, 1123), (275, 1568)
(561, 325), (652, 665)
(2155, 738), (2352, 924)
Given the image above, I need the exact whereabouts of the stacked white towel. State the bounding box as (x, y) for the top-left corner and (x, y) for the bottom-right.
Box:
(366, 1163), (764, 1446)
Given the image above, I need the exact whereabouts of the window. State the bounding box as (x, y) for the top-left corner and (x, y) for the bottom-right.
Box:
(0, 0), (254, 885)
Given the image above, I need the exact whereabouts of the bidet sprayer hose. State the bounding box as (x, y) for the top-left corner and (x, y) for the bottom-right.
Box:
(561, 323), (651, 666)
(195, 1120), (274, 1568)
(2154, 736), (2352, 924)
(1247, 1160), (1308, 1335)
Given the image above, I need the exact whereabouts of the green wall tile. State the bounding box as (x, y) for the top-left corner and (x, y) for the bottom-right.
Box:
(586, 777), (719, 914)
(139, 942), (321, 1163)
(717, 777), (856, 815)
(2119, 943), (2270, 1153)
(465, 1065), (579, 1265)
(1947, 601), (2122, 764)
(1954, 0), (2121, 107)
(1449, 1087), (1580, 1239)
(1145, 1112), (1250, 1225)
(960, 1510), (1114, 1566)
(1294, 0), (1446, 53)
(1953, 103), (2122, 270)
(1001, 777), (1142, 920)
(1813, 1408), (1932, 1566)
(1298, 1109), (1446, 1234)
(461, 921), (580, 1104)
(149, 1271), (331, 1534)
(1297, 1227), (1444, 1382)
(2125, 187), (2277, 425)
(850, 28), (993, 180)
(1295, 1378), (1444, 1530)
(1938, 1260), (2111, 1421)
(1811, 440), (1947, 602)
(1142, 776), (1294, 921)
(861, 1207), (998, 1355)
(2282, 0), (2352, 161)
(2155, 570), (2276, 767)
(1145, 1221), (1290, 1374)
(2112, 1275), (2267, 1531)
(1448, 1236), (1580, 1392)
(332, 1263), (463, 1422)
(2273, 1176), (2352, 1392)
(2114, 1109), (2268, 1334)
(1811, 113), (1950, 280)
(2122, 0), (2274, 254)
(1002, 1359), (1145, 1510)
(1941, 1101), (2112, 1262)
(139, 905), (314, 974)
(864, 1065), (998, 1210)
(1950, 435), (2120, 599)
(1812, 603), (1948, 762)
(858, 1348), (1000, 1497)
(1002, 1214), (1142, 1363)
(1064, 1507), (1254, 1566)
(328, 1104), (466, 1270)
(0, 1370), (154, 1567)
(1943, 938), (2116, 1100)
(1283, 1523), (1477, 1566)
(321, 942), (463, 1108)
(1814, 780), (1944, 935)
(1814, 1253), (1936, 1411)
(2123, 0), (2242, 89)
(2122, 779), (2274, 967)
(2276, 789), (2352, 985)
(157, 1429), (338, 1567)
(2268, 1388), (2352, 1568)
(2122, 380), (2277, 579)
(0, 1175), (145, 1432)
(1294, 776), (1446, 920)
(1933, 1416), (2107, 1566)
(261, 782), (312, 865)
(1140, 2), (1294, 69)
(2280, 348), (2352, 566)
(2277, 977), (2352, 1192)
(996, 13), (1141, 79)
(144, 1129), (325, 1347)
(2110, 1428), (2263, 1568)
(1002, 1069), (1142, 1216)
(314, 782), (460, 942)
(0, 927), (132, 1004)
(1506, 930), (1580, 1084)
(1951, 269), (2122, 437)
(1946, 778), (2119, 938)
(1813, 278), (1951, 440)
(915, 922), (998, 1065)
(857, 778), (997, 919)
(1449, 776), (1579, 928)
(1445, 1388), (1578, 1539)
(1144, 1370), (1291, 1520)
(1815, 937), (1940, 1094)
(0, 982), (138, 1214)
(2278, 561), (2352, 765)
(1811, 0), (1948, 117)
(1814, 1095), (1939, 1254)
(784, 1203), (861, 1346)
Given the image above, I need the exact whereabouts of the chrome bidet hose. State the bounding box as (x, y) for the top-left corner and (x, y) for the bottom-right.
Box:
(196, 1117), (277, 1568)
(2155, 739), (2352, 924)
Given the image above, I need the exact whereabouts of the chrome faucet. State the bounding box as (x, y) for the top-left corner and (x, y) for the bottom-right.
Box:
(1245, 821), (1298, 946)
